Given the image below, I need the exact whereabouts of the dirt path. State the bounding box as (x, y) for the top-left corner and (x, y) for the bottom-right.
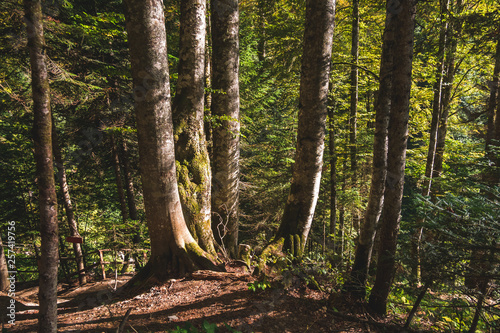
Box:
(2, 274), (400, 332)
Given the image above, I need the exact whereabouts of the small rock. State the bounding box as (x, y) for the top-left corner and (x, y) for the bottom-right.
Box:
(168, 315), (179, 321)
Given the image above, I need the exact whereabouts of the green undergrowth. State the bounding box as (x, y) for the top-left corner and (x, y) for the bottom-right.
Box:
(388, 281), (499, 332)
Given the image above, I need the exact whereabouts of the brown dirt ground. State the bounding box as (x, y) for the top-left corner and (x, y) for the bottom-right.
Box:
(2, 272), (408, 333)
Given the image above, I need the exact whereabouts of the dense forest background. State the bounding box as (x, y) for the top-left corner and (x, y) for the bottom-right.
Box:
(0, 0), (499, 332)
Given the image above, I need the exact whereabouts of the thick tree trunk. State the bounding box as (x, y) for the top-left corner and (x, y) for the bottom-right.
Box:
(124, 0), (219, 280)
(110, 133), (129, 222)
(211, 0), (241, 258)
(0, 236), (9, 291)
(173, 0), (216, 256)
(274, 0), (336, 256)
(344, 5), (393, 298)
(25, 0), (59, 330)
(120, 140), (138, 220)
(368, 0), (416, 316)
(52, 125), (86, 285)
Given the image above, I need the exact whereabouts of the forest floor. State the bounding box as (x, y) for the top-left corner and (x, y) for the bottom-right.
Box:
(2, 270), (417, 333)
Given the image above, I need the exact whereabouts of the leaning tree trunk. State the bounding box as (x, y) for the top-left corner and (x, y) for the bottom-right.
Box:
(273, 0), (336, 256)
(25, 0), (59, 331)
(368, 0), (416, 316)
(211, 0), (241, 258)
(0, 236), (9, 291)
(123, 0), (219, 280)
(173, 0), (216, 256)
(344, 5), (393, 299)
(52, 124), (86, 285)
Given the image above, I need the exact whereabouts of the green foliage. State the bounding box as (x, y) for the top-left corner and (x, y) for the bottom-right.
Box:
(247, 277), (271, 292)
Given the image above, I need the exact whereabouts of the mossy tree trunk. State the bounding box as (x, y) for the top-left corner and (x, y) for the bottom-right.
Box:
(25, 0), (59, 330)
(173, 0), (216, 256)
(124, 0), (219, 280)
(211, 0), (241, 258)
(344, 4), (393, 299)
(368, 0), (417, 316)
(274, 0), (336, 257)
(52, 123), (86, 285)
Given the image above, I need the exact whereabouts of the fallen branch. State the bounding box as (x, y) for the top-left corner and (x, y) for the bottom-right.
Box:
(116, 308), (133, 333)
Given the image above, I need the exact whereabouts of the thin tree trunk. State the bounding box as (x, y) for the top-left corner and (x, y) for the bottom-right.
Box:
(328, 102), (337, 248)
(485, 38), (500, 156)
(349, 0), (360, 234)
(124, 0), (219, 280)
(274, 0), (336, 257)
(173, 0), (216, 256)
(110, 133), (129, 222)
(25, 0), (59, 330)
(0, 236), (9, 291)
(257, 0), (266, 62)
(52, 124), (86, 285)
(413, 0), (450, 281)
(415, 0), (462, 282)
(369, 0), (417, 316)
(344, 4), (393, 298)
(421, 0), (449, 196)
(120, 140), (138, 220)
(432, 0), (462, 182)
(211, 0), (241, 258)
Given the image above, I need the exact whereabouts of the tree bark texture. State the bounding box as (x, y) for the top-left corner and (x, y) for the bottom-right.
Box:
(368, 0), (416, 316)
(211, 0), (241, 258)
(275, 0), (336, 256)
(52, 124), (86, 285)
(345, 5), (393, 298)
(25, 0), (59, 330)
(173, 0), (216, 256)
(124, 0), (218, 279)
